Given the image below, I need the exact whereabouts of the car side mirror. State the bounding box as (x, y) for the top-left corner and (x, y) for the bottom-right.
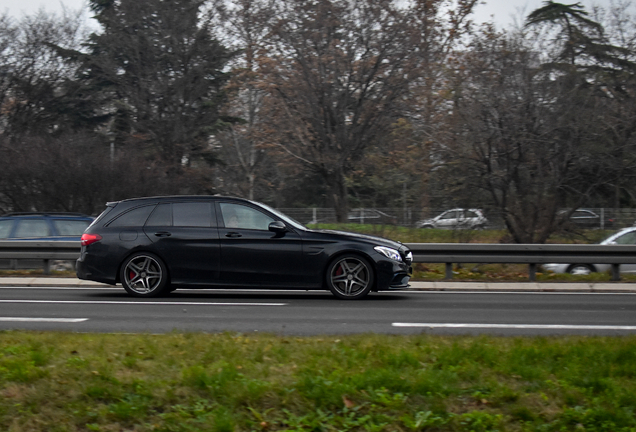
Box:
(268, 221), (287, 234)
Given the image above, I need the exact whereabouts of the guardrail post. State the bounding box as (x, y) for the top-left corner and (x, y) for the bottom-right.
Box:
(528, 263), (536, 281)
(611, 264), (621, 281)
(43, 259), (51, 275)
(445, 263), (453, 279)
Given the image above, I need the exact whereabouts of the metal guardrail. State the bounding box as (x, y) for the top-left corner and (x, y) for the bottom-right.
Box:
(0, 241), (80, 274)
(0, 241), (635, 281)
(405, 243), (636, 281)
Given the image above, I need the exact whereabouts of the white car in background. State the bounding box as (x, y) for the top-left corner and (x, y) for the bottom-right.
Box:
(542, 226), (636, 275)
(416, 208), (488, 230)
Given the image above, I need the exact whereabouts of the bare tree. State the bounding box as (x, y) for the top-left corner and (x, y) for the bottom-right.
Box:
(212, 0), (278, 200)
(444, 5), (635, 243)
(256, 0), (422, 221)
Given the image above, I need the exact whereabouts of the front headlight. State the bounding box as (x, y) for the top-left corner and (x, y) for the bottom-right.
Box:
(374, 246), (402, 262)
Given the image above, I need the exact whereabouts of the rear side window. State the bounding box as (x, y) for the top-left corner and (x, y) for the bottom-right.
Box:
(108, 205), (156, 227)
(53, 219), (91, 236)
(14, 220), (51, 237)
(146, 204), (172, 226)
(0, 220), (14, 238)
(144, 202), (216, 227)
(173, 202), (214, 227)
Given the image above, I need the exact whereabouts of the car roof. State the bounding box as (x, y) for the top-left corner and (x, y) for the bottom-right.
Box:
(0, 212), (92, 219)
(111, 195), (250, 205)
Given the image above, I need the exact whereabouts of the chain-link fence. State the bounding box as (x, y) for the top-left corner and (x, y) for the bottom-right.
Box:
(278, 207), (636, 230)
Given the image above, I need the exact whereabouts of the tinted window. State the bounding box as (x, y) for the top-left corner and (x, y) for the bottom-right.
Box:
(0, 220), (14, 238)
(220, 203), (274, 230)
(440, 211), (457, 220)
(173, 202), (213, 227)
(146, 203), (172, 227)
(108, 206), (155, 227)
(573, 211), (594, 218)
(15, 220), (51, 237)
(614, 231), (636, 245)
(53, 219), (91, 236)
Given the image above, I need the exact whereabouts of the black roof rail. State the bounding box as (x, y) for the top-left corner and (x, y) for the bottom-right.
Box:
(1, 212), (91, 217)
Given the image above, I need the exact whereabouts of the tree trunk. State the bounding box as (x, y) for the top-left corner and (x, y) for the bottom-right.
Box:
(325, 169), (349, 223)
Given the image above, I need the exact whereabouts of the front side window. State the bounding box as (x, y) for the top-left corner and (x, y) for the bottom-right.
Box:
(14, 220), (51, 238)
(614, 231), (636, 245)
(220, 203), (274, 230)
(440, 211), (457, 220)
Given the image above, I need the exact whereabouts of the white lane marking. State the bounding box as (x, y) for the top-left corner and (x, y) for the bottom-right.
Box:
(2, 287), (636, 295)
(0, 317), (88, 323)
(393, 323), (636, 330)
(0, 300), (286, 306)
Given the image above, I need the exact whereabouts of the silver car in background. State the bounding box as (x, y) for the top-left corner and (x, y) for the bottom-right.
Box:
(542, 226), (636, 275)
(416, 208), (488, 230)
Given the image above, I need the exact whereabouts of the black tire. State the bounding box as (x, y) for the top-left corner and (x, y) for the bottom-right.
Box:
(120, 252), (169, 297)
(326, 254), (374, 300)
(420, 224), (434, 229)
(566, 264), (595, 276)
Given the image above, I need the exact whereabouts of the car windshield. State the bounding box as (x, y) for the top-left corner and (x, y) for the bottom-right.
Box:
(253, 201), (307, 231)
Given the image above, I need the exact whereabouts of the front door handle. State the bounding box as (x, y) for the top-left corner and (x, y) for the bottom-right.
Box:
(225, 232), (242, 238)
(154, 231), (172, 237)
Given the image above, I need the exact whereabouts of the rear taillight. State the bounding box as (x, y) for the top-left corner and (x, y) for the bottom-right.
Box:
(81, 233), (102, 246)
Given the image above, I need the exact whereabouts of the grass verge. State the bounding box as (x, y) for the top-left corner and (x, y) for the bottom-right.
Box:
(1, 331), (636, 431)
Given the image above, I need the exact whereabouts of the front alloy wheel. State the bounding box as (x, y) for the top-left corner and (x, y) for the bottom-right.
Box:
(327, 255), (374, 300)
(120, 253), (168, 297)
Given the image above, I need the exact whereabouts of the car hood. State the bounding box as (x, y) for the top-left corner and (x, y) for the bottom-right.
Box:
(307, 229), (406, 250)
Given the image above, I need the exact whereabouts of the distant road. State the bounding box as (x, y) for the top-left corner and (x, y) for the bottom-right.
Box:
(1, 286), (636, 335)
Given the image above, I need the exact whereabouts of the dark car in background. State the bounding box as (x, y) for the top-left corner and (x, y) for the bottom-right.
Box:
(0, 213), (93, 240)
(559, 209), (615, 230)
(77, 196), (412, 299)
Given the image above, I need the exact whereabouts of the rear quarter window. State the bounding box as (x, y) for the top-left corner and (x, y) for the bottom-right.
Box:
(108, 205), (156, 227)
(0, 220), (14, 238)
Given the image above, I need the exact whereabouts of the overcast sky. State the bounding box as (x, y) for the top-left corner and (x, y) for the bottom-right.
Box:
(0, 0), (620, 29)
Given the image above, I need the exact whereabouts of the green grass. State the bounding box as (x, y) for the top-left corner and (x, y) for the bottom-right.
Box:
(309, 223), (615, 245)
(1, 331), (636, 431)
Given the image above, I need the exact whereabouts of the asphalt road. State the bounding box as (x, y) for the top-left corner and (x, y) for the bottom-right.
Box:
(1, 286), (636, 335)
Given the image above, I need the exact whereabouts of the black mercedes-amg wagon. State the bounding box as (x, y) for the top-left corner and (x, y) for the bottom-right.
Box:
(77, 196), (412, 299)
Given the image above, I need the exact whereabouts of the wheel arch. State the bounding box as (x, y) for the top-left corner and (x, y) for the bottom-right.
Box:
(115, 248), (171, 284)
(566, 263), (597, 274)
(322, 249), (378, 291)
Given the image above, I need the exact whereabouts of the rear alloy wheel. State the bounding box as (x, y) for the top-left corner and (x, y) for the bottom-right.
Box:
(567, 264), (594, 276)
(327, 255), (374, 300)
(120, 253), (169, 297)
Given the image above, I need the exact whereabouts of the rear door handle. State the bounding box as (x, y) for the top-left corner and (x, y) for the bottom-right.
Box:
(154, 231), (172, 237)
(225, 232), (242, 238)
